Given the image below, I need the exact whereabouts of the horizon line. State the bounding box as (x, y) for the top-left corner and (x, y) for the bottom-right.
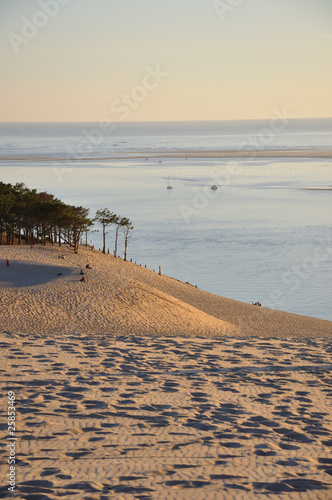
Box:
(1, 116), (332, 125)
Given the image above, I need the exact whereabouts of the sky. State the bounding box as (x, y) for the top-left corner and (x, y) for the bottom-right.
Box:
(0, 0), (332, 122)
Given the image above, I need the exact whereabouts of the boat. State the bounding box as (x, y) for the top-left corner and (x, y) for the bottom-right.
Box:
(211, 185), (218, 190)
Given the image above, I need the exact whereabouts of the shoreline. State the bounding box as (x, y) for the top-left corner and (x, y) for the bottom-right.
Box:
(1, 149), (332, 162)
(1, 245), (331, 338)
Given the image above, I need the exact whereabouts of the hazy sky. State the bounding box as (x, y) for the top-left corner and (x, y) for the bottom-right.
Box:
(1, 0), (332, 121)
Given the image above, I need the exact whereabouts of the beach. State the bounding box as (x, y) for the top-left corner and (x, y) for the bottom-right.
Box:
(1, 149), (332, 162)
(1, 245), (332, 499)
(2, 0), (332, 495)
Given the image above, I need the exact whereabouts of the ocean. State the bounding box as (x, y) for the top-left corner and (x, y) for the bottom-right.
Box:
(1, 118), (332, 156)
(0, 119), (331, 321)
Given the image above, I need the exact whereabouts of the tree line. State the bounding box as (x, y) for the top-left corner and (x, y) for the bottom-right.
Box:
(0, 182), (133, 257)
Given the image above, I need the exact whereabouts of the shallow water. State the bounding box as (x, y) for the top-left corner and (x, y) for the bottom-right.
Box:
(1, 156), (331, 321)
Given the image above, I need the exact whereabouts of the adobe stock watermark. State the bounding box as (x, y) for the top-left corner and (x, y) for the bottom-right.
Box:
(7, 391), (16, 493)
(281, 235), (332, 295)
(213, 0), (245, 22)
(111, 65), (169, 120)
(7, 0), (71, 54)
(179, 161), (242, 220)
(237, 234), (332, 335)
(53, 65), (169, 183)
(238, 107), (295, 152)
(179, 106), (295, 221)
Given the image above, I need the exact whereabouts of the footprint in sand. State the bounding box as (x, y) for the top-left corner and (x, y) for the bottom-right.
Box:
(253, 478), (328, 493)
(164, 480), (212, 489)
(40, 468), (61, 477)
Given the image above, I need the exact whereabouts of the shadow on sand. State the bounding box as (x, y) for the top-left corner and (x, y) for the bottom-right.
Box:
(0, 262), (73, 287)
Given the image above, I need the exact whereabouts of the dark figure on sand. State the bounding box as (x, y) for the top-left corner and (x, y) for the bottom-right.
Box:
(86, 264), (92, 269)
(80, 276), (86, 282)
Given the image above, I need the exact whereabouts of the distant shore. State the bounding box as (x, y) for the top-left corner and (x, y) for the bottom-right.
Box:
(1, 149), (332, 162)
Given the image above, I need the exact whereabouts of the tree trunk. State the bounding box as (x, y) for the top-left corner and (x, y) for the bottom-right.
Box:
(124, 235), (128, 261)
(102, 225), (106, 254)
(114, 226), (119, 257)
(73, 232), (79, 253)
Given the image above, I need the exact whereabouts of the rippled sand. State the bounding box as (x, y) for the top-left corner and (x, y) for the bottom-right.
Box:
(1, 245), (331, 499)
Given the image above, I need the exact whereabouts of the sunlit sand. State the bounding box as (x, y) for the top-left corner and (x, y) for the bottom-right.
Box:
(1, 245), (332, 499)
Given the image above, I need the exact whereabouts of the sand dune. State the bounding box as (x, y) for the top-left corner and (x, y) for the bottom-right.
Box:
(1, 245), (332, 499)
(0, 246), (236, 337)
(0, 245), (331, 338)
(1, 332), (332, 499)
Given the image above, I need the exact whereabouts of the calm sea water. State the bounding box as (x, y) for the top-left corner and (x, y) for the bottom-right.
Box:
(1, 118), (332, 156)
(0, 120), (331, 321)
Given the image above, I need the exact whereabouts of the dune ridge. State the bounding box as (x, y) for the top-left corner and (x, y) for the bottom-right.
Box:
(1, 245), (332, 499)
(0, 245), (235, 337)
(1, 245), (331, 338)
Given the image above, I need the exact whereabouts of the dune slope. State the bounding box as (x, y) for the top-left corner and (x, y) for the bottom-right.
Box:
(1, 245), (331, 338)
(0, 246), (237, 337)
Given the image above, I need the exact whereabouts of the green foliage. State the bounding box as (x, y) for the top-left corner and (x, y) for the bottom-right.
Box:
(94, 208), (133, 257)
(0, 182), (133, 256)
(0, 182), (92, 252)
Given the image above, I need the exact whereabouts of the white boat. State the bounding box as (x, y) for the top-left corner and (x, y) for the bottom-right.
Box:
(167, 176), (173, 189)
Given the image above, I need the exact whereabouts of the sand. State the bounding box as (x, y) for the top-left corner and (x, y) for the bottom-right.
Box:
(1, 245), (332, 499)
(0, 245), (331, 338)
(1, 149), (332, 162)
